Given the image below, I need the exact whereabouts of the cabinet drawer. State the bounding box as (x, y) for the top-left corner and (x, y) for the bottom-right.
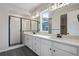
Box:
(53, 48), (74, 56)
(53, 42), (77, 55)
(41, 39), (52, 45)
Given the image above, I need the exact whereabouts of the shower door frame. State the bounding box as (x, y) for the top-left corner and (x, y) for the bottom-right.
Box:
(8, 15), (39, 46)
(8, 15), (22, 46)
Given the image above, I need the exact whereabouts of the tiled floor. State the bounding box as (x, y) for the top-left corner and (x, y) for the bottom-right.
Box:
(0, 46), (38, 56)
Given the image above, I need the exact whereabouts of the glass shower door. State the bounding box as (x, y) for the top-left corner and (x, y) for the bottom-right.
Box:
(10, 17), (21, 46)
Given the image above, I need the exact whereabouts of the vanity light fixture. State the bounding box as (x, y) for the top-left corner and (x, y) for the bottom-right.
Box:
(50, 3), (69, 11)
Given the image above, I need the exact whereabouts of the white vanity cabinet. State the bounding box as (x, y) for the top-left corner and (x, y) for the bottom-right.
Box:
(24, 34), (78, 56)
(24, 34), (41, 55)
(32, 37), (41, 55)
(52, 42), (77, 56)
(40, 38), (76, 56)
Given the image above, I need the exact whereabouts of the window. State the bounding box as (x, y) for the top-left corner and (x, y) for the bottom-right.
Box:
(40, 9), (49, 32)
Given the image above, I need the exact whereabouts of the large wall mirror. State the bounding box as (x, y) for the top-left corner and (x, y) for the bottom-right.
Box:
(60, 10), (79, 36)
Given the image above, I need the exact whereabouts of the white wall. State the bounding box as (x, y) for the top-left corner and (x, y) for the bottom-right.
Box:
(31, 3), (50, 17)
(68, 10), (79, 35)
(0, 6), (9, 51)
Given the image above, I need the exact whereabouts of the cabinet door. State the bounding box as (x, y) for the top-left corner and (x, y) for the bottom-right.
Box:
(36, 48), (41, 55)
(29, 36), (33, 50)
(53, 48), (73, 56)
(24, 35), (29, 46)
(32, 37), (36, 52)
(41, 44), (52, 56)
(36, 38), (41, 50)
(35, 38), (41, 55)
(33, 37), (41, 55)
(25, 35), (30, 47)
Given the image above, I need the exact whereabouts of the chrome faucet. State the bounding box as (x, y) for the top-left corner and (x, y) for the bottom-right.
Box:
(57, 34), (62, 38)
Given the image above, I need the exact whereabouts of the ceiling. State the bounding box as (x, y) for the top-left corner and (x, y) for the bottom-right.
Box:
(0, 3), (42, 17)
(8, 3), (79, 18)
(5, 3), (41, 17)
(9, 3), (41, 12)
(1, 3), (79, 19)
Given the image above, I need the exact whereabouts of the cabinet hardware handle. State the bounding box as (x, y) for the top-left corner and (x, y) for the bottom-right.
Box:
(53, 50), (55, 52)
(50, 48), (52, 50)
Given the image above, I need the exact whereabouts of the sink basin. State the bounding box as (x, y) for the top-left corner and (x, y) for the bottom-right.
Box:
(35, 34), (51, 37)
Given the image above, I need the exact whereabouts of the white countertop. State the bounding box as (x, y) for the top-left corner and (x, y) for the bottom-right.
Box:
(24, 32), (79, 47)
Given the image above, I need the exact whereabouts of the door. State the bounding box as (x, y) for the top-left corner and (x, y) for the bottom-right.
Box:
(10, 16), (21, 46)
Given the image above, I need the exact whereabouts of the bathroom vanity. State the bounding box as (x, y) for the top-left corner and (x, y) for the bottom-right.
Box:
(23, 32), (79, 56)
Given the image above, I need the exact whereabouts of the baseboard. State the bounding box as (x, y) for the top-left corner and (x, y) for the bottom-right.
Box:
(0, 44), (24, 53)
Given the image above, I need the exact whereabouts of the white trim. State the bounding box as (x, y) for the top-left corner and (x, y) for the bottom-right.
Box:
(0, 44), (24, 53)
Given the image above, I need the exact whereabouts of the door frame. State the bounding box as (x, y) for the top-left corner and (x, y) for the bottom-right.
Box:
(8, 15), (22, 46)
